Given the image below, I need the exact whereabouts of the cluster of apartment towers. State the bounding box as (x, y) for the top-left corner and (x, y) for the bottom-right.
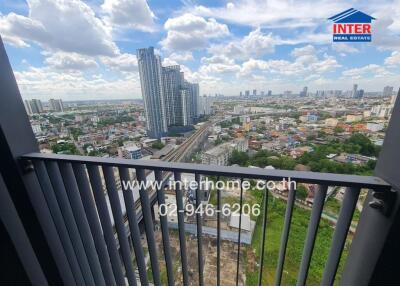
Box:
(137, 47), (199, 138)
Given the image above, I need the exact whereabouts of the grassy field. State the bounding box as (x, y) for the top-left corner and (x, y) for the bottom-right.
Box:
(244, 191), (353, 286)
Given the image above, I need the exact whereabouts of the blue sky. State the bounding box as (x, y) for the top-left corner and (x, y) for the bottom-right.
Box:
(0, 0), (399, 100)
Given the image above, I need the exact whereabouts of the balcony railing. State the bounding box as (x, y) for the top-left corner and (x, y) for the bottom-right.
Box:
(19, 152), (391, 286)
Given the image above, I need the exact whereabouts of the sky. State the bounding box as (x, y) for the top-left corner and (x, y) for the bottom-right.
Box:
(0, 0), (400, 100)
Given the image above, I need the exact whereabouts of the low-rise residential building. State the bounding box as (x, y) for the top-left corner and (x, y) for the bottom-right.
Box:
(346, 114), (363, 123)
(202, 143), (232, 166)
(367, 122), (384, 132)
(325, 118), (339, 127)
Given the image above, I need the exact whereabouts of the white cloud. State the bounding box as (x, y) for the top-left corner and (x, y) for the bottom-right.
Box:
(332, 43), (359, 54)
(208, 28), (280, 60)
(44, 52), (98, 70)
(239, 46), (340, 77)
(101, 0), (156, 32)
(160, 13), (229, 51)
(0, 12), (47, 47)
(165, 52), (194, 62)
(291, 45), (316, 57)
(342, 64), (392, 79)
(100, 53), (138, 72)
(384, 50), (400, 66)
(0, 0), (118, 56)
(188, 0), (346, 28)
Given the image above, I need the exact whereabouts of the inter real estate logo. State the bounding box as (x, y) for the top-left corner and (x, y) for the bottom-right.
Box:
(328, 8), (376, 42)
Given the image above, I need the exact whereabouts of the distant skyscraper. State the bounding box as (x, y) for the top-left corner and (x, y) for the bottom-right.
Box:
(300, 86), (308, 97)
(239, 91), (243, 97)
(24, 99), (43, 114)
(137, 47), (199, 137)
(267, 90), (272, 96)
(245, 90), (250, 97)
(49, 99), (64, 112)
(198, 95), (213, 116)
(261, 91), (265, 96)
(23, 100), (32, 115)
(355, 89), (364, 99)
(253, 89), (257, 96)
(162, 65), (183, 126)
(352, 84), (358, 98)
(137, 47), (168, 138)
(383, 86), (394, 97)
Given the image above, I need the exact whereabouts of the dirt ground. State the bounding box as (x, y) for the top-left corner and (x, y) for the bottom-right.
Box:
(155, 231), (246, 286)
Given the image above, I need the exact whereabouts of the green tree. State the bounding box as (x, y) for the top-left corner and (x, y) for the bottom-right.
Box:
(151, 141), (165, 150)
(229, 150), (249, 166)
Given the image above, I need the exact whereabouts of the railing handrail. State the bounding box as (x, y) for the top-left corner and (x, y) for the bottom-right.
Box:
(21, 152), (391, 191)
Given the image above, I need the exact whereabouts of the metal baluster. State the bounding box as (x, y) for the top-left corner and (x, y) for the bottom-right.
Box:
(217, 176), (221, 286)
(154, 170), (175, 286)
(87, 165), (126, 286)
(174, 171), (189, 286)
(275, 183), (296, 286)
(195, 173), (204, 286)
(258, 184), (269, 286)
(59, 162), (106, 286)
(321, 187), (361, 286)
(119, 167), (149, 286)
(72, 163), (117, 286)
(236, 178), (244, 286)
(296, 185), (328, 286)
(33, 160), (79, 286)
(46, 161), (95, 286)
(102, 166), (137, 286)
(136, 168), (162, 286)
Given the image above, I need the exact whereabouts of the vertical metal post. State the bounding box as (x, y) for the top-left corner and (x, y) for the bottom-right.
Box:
(154, 170), (175, 286)
(236, 179), (244, 286)
(46, 161), (96, 286)
(119, 167), (149, 286)
(258, 186), (269, 286)
(102, 166), (137, 286)
(275, 184), (296, 286)
(174, 171), (189, 286)
(321, 187), (360, 286)
(72, 163), (117, 286)
(136, 168), (162, 286)
(296, 185), (328, 286)
(217, 176), (221, 286)
(195, 173), (204, 286)
(59, 162), (106, 286)
(34, 161), (83, 286)
(87, 165), (126, 286)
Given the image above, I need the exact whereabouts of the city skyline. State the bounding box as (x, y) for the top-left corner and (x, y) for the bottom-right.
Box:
(0, 0), (399, 100)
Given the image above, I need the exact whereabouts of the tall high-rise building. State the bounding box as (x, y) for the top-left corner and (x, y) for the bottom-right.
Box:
(24, 99), (43, 115)
(137, 47), (199, 138)
(245, 90), (250, 97)
(355, 89), (364, 99)
(198, 95), (213, 115)
(49, 99), (64, 112)
(267, 90), (272, 96)
(23, 100), (33, 115)
(352, 84), (358, 98)
(162, 65), (183, 126)
(383, 86), (394, 97)
(253, 89), (257, 96)
(188, 82), (199, 120)
(300, 86), (308, 97)
(137, 47), (168, 138)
